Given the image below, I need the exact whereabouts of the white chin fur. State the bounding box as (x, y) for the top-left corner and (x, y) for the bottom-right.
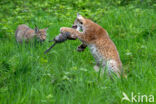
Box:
(76, 26), (81, 31)
(76, 25), (83, 32)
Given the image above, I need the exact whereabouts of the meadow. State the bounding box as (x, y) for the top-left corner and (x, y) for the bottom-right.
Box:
(0, 0), (156, 104)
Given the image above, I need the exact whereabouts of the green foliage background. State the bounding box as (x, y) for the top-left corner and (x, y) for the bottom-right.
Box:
(0, 0), (156, 104)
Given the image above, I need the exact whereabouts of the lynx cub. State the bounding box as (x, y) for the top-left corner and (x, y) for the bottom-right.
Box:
(15, 24), (48, 43)
(60, 13), (123, 77)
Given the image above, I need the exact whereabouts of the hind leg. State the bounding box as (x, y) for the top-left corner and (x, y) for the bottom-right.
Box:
(107, 60), (121, 77)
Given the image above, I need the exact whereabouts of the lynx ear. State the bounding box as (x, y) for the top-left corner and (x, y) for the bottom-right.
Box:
(77, 13), (83, 19)
(35, 25), (39, 33)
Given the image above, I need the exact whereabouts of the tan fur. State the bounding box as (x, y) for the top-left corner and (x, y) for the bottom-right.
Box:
(60, 14), (123, 77)
(15, 24), (48, 43)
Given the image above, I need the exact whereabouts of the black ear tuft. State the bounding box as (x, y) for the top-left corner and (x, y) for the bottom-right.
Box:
(35, 25), (39, 33)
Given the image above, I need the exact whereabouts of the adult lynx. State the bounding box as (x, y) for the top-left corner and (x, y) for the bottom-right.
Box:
(60, 13), (123, 77)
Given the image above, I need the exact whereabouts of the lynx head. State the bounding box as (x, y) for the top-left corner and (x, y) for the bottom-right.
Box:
(35, 26), (48, 42)
(72, 13), (87, 32)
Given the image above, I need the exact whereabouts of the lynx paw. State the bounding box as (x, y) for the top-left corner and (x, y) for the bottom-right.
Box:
(77, 44), (87, 52)
(77, 46), (85, 52)
(60, 27), (68, 33)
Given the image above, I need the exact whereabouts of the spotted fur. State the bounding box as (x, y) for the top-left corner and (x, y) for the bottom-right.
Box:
(60, 13), (123, 77)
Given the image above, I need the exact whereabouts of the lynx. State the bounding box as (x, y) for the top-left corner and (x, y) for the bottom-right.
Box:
(60, 13), (123, 77)
(15, 24), (48, 43)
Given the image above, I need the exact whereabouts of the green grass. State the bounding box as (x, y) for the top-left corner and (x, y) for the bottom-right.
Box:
(0, 0), (156, 104)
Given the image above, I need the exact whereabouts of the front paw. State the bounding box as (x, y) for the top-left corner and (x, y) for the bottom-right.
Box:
(77, 44), (87, 52)
(60, 27), (68, 33)
(77, 46), (85, 52)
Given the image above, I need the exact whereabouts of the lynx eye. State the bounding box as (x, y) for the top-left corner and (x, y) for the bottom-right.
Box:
(80, 21), (83, 24)
(77, 19), (83, 24)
